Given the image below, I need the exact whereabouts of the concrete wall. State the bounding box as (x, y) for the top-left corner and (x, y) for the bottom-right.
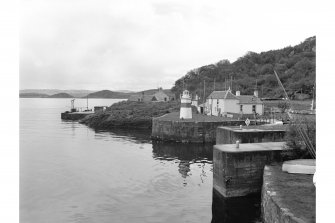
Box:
(213, 142), (284, 197)
(224, 99), (240, 114)
(212, 189), (261, 223)
(240, 104), (263, 115)
(216, 126), (286, 145)
(151, 119), (250, 143)
(262, 165), (315, 223)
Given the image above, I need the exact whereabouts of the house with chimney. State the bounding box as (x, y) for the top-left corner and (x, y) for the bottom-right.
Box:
(128, 87), (175, 102)
(206, 88), (264, 118)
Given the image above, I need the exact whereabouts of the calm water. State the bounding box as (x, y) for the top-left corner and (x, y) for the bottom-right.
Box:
(20, 98), (260, 223)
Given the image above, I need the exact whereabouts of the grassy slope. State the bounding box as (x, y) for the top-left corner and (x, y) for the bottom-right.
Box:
(80, 100), (181, 129)
(263, 100), (312, 112)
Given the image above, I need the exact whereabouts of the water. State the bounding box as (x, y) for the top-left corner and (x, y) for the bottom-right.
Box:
(20, 98), (261, 223)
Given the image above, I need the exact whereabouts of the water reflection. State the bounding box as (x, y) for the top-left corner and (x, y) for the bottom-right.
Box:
(94, 128), (152, 143)
(152, 141), (213, 162)
(57, 123), (261, 222)
(211, 189), (262, 223)
(152, 141), (213, 185)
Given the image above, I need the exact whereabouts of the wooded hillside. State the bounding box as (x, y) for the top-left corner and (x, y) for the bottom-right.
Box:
(172, 36), (315, 100)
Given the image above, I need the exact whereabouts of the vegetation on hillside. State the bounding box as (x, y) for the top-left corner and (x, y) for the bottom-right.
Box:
(80, 101), (182, 129)
(172, 36), (315, 100)
(283, 115), (316, 159)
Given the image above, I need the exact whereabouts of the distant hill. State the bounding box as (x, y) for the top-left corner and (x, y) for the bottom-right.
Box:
(136, 88), (174, 95)
(19, 89), (174, 99)
(172, 36), (316, 100)
(20, 89), (94, 98)
(48, 93), (74, 98)
(117, 90), (135, 93)
(19, 93), (49, 98)
(86, 90), (131, 99)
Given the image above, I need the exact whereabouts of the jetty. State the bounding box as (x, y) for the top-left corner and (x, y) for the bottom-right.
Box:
(61, 111), (94, 120)
(61, 98), (94, 121)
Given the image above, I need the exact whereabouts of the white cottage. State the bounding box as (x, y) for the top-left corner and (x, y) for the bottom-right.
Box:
(206, 89), (264, 117)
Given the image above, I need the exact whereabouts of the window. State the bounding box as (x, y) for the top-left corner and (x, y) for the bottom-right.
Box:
(252, 105), (256, 113)
(240, 105), (243, 112)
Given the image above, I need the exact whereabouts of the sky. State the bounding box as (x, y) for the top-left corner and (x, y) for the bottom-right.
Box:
(20, 0), (317, 91)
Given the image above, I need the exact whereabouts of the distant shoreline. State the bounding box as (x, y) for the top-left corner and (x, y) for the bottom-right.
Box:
(19, 96), (128, 99)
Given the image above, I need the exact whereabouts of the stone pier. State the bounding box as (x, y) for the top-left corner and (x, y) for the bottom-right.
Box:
(213, 142), (284, 198)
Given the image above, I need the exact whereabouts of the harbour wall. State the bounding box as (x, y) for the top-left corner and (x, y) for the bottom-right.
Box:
(151, 119), (251, 143)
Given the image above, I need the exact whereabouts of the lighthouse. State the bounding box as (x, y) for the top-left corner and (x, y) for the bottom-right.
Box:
(180, 90), (192, 119)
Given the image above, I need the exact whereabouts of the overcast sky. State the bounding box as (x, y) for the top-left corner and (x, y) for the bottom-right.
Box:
(20, 0), (316, 91)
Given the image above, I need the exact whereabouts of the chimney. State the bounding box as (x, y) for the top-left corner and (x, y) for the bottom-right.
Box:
(236, 91), (240, 96)
(254, 90), (259, 97)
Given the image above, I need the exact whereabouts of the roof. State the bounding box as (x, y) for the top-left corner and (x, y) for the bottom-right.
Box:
(207, 91), (238, 100)
(207, 90), (263, 104)
(236, 95), (263, 104)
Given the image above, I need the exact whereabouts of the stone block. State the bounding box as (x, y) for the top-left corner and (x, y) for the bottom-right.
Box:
(213, 142), (284, 198)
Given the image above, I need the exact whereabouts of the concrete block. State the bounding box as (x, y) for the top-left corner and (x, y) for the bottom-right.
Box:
(213, 142), (284, 198)
(282, 159), (315, 175)
(216, 126), (287, 145)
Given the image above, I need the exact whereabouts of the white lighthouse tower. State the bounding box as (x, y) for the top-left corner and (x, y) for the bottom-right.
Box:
(180, 90), (192, 119)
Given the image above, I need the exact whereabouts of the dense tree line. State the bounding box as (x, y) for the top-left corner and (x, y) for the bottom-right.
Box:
(172, 36), (315, 100)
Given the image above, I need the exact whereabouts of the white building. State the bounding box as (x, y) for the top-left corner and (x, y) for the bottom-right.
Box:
(206, 89), (264, 117)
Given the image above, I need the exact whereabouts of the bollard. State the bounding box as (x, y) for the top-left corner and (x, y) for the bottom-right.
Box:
(240, 125), (242, 129)
(236, 140), (240, 148)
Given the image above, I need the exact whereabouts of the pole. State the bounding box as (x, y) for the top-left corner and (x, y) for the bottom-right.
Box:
(213, 78), (216, 91)
(203, 80), (206, 114)
(273, 70), (315, 158)
(203, 80), (205, 104)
